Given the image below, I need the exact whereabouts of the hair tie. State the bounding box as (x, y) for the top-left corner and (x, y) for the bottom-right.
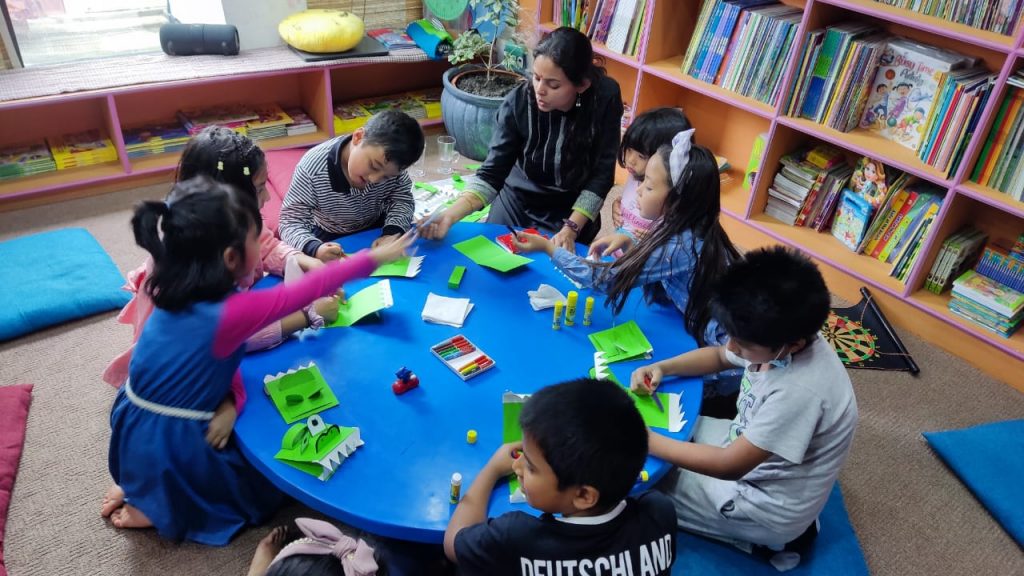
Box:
(243, 166), (250, 176)
(669, 129), (696, 186)
(217, 160), (224, 172)
(268, 518), (378, 576)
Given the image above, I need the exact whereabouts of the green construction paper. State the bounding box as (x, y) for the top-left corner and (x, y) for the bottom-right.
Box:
(370, 256), (422, 278)
(414, 181), (440, 194)
(327, 280), (392, 327)
(275, 422), (358, 478)
(588, 320), (653, 363)
(459, 205), (490, 223)
(453, 235), (533, 272)
(503, 393), (528, 501)
(465, 163), (481, 171)
(588, 366), (621, 385)
(265, 364), (339, 424)
(451, 173), (463, 182)
(628, 390), (671, 429)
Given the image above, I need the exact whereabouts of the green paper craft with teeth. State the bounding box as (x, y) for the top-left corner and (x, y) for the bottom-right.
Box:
(274, 414), (364, 481)
(264, 362), (339, 424)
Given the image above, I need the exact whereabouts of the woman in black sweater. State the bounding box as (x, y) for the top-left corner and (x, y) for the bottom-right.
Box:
(421, 26), (624, 249)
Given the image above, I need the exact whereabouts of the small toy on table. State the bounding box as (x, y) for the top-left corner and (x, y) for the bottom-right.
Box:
(431, 335), (495, 380)
(392, 366), (420, 394)
(274, 414), (364, 481)
(448, 265), (466, 289)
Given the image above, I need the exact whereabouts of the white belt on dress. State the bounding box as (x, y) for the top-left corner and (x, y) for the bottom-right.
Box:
(123, 378), (215, 421)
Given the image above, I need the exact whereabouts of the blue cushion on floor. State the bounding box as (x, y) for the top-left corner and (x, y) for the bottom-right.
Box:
(924, 419), (1024, 546)
(673, 484), (868, 575)
(0, 228), (130, 341)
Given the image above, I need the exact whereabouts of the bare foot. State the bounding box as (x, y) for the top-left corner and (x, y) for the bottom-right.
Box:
(100, 484), (125, 518)
(247, 525), (293, 576)
(110, 504), (153, 529)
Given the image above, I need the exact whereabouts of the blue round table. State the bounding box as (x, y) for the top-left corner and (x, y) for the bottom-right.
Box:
(236, 222), (702, 543)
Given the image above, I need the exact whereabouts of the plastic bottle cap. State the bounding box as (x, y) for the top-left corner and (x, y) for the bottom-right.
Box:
(466, 429), (478, 444)
(451, 472), (462, 485)
(640, 470), (649, 482)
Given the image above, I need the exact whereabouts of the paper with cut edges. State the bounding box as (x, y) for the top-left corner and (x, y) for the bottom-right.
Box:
(370, 255), (424, 278)
(327, 279), (393, 327)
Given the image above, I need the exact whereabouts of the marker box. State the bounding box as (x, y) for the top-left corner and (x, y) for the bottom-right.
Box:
(430, 334), (495, 381)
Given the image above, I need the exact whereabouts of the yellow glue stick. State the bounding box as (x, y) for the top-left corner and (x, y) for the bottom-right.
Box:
(552, 301), (564, 330)
(583, 296), (595, 326)
(450, 472), (462, 504)
(565, 291), (578, 326)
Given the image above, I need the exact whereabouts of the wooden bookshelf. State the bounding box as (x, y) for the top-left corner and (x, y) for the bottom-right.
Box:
(526, 0), (1024, 388)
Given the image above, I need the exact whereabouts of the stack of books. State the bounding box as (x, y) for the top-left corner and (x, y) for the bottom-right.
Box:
(46, 130), (118, 170)
(916, 66), (995, 177)
(177, 105), (259, 136)
(949, 269), (1024, 338)
(333, 102), (373, 134)
(975, 234), (1024, 292)
(786, 23), (880, 123)
(367, 28), (417, 51)
(765, 144), (847, 226)
(122, 122), (191, 159)
(971, 71), (1024, 201)
(924, 226), (988, 293)
(0, 140), (57, 180)
(713, 4), (802, 106)
(245, 104), (293, 142)
(579, 0), (649, 57)
(283, 108), (317, 136)
(858, 180), (944, 278)
(333, 90), (444, 134)
(408, 88), (442, 119)
(870, 0), (1024, 35)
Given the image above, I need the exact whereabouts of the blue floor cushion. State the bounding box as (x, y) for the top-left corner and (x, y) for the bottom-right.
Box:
(924, 419), (1024, 547)
(0, 228), (130, 341)
(673, 484), (868, 575)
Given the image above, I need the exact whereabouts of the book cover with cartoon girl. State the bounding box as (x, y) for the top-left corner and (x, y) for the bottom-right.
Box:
(849, 156), (890, 209)
(859, 38), (974, 151)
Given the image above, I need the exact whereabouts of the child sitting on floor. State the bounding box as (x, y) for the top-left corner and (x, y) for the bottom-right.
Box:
(630, 247), (859, 571)
(514, 130), (741, 398)
(100, 176), (413, 544)
(279, 109), (425, 259)
(103, 128), (340, 444)
(611, 107), (692, 240)
(444, 378), (677, 575)
(247, 518), (386, 576)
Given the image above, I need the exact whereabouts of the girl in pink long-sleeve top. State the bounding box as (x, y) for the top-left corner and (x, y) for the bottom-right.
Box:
(104, 128), (337, 434)
(100, 176), (414, 543)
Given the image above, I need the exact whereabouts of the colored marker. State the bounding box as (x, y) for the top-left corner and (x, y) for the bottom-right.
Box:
(644, 375), (665, 413)
(565, 291), (578, 326)
(552, 300), (563, 330)
(583, 296), (595, 326)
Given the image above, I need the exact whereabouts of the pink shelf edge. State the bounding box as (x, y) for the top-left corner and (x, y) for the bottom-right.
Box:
(816, 0), (1016, 53)
(954, 184), (1024, 219)
(0, 169), (128, 202)
(640, 64), (774, 119)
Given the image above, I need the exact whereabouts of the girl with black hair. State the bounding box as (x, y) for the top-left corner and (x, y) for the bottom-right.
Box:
(420, 26), (624, 249)
(515, 129), (740, 367)
(104, 128), (341, 445)
(100, 176), (413, 544)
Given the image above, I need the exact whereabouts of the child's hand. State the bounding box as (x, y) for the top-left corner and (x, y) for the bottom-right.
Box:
(611, 196), (623, 229)
(206, 397), (237, 450)
(550, 227), (578, 252)
(484, 441), (523, 477)
(417, 211), (454, 240)
(313, 295), (340, 325)
(316, 242), (345, 262)
(369, 228), (417, 265)
(513, 232), (556, 256)
(630, 365), (663, 396)
(588, 233), (634, 258)
(371, 233), (400, 248)
(297, 253), (325, 271)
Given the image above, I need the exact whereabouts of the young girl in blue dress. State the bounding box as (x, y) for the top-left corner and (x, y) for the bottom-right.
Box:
(100, 176), (413, 545)
(514, 130), (741, 395)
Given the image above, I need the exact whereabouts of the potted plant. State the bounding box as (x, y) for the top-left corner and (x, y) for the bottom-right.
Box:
(441, 0), (529, 161)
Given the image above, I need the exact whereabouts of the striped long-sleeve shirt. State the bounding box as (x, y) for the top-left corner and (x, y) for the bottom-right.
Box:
(280, 135), (414, 255)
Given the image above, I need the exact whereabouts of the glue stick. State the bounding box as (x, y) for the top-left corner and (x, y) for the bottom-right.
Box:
(565, 291), (578, 326)
(552, 301), (564, 330)
(450, 472), (462, 504)
(583, 296), (595, 326)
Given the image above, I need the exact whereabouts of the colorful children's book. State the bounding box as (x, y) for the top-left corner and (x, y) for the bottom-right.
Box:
(831, 189), (874, 251)
(952, 270), (1024, 318)
(859, 38), (976, 151)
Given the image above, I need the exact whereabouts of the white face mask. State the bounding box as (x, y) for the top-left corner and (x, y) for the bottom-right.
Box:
(725, 346), (792, 370)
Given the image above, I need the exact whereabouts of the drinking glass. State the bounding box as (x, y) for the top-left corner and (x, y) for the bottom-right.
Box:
(410, 142), (426, 178)
(437, 135), (460, 175)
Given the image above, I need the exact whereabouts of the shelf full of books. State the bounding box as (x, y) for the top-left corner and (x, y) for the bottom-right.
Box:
(550, 0), (651, 59)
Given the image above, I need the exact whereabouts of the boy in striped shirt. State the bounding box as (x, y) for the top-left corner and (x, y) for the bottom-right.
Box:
(280, 110), (425, 258)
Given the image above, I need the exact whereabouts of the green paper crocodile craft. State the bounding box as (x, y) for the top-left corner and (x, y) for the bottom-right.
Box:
(274, 414), (364, 481)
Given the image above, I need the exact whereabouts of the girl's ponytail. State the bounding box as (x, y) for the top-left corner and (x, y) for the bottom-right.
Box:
(131, 200), (169, 263)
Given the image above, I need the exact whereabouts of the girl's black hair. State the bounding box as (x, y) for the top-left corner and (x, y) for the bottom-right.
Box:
(133, 175), (262, 311)
(618, 107), (692, 170)
(176, 126), (266, 199)
(602, 144), (739, 345)
(531, 26), (609, 188)
(264, 530), (388, 576)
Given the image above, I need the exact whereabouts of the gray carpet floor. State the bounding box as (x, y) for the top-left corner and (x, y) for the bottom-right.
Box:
(1, 182), (1022, 575)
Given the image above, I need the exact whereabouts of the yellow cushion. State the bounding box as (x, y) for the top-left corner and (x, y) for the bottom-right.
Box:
(278, 9), (365, 53)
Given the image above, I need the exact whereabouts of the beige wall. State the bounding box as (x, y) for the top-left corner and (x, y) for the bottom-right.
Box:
(307, 0), (422, 30)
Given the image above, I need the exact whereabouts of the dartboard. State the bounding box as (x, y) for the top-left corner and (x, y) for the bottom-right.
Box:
(821, 312), (879, 365)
